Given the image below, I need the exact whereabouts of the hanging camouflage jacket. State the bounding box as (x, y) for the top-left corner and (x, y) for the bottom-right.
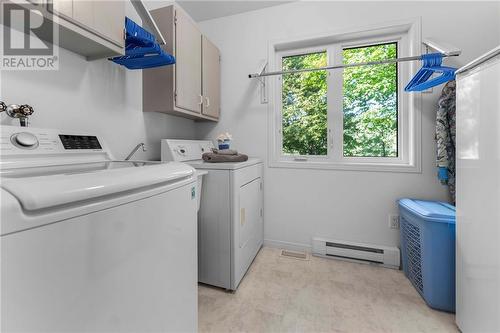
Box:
(436, 80), (456, 202)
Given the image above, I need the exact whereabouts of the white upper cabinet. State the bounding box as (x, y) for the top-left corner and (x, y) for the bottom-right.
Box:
(143, 4), (220, 122)
(46, 0), (125, 59)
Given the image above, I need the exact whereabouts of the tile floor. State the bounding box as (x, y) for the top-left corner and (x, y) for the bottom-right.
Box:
(198, 247), (457, 333)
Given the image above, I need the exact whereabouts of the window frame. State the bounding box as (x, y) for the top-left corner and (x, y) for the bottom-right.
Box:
(268, 19), (422, 173)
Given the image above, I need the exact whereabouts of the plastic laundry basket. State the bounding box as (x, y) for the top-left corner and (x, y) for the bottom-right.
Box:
(398, 198), (456, 312)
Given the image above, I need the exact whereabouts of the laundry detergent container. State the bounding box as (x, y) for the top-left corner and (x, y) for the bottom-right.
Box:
(398, 199), (456, 312)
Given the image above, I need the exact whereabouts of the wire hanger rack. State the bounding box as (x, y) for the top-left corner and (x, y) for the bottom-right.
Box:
(248, 38), (460, 79)
(248, 38), (461, 102)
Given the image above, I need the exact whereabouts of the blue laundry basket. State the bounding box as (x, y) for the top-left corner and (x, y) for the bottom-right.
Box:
(398, 199), (456, 312)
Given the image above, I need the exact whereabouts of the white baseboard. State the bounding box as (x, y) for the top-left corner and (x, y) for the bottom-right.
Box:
(264, 238), (312, 253)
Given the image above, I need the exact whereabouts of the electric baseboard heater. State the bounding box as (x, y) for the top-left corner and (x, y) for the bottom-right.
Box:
(312, 237), (400, 269)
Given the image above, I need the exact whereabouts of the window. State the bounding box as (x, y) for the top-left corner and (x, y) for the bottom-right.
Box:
(342, 43), (398, 158)
(270, 22), (420, 172)
(282, 51), (328, 156)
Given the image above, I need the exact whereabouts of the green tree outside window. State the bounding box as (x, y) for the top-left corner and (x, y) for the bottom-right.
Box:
(281, 43), (398, 158)
(343, 43), (398, 157)
(282, 52), (328, 156)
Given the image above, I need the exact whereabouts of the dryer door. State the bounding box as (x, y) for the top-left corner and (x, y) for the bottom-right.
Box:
(235, 176), (263, 288)
(239, 178), (261, 249)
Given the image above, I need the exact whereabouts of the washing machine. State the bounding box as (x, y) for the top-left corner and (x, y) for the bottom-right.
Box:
(1, 125), (198, 332)
(162, 139), (263, 290)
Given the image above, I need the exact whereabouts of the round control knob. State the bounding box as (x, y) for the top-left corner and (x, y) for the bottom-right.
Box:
(176, 147), (186, 155)
(11, 132), (39, 149)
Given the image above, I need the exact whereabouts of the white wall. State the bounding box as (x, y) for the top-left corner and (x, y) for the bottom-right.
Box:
(196, 1), (500, 250)
(0, 1), (195, 161)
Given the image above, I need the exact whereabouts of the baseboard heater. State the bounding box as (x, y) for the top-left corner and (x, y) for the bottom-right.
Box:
(312, 237), (400, 269)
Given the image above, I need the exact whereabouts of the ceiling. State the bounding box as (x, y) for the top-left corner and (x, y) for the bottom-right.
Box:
(175, 1), (293, 22)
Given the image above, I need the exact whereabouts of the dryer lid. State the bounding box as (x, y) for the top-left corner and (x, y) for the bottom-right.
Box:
(1, 161), (194, 211)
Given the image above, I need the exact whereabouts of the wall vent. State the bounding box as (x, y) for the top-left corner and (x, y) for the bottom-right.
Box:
(280, 249), (309, 260)
(312, 237), (400, 269)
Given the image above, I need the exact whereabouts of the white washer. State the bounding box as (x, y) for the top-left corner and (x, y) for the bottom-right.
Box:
(162, 139), (263, 290)
(1, 125), (198, 332)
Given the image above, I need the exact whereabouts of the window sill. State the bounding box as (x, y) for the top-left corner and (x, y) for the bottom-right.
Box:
(268, 159), (421, 173)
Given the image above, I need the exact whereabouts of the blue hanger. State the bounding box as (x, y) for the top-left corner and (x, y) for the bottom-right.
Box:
(112, 53), (175, 70)
(124, 18), (156, 44)
(404, 53), (456, 92)
(110, 17), (176, 70)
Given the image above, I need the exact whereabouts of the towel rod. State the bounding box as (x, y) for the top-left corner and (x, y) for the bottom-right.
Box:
(248, 50), (461, 79)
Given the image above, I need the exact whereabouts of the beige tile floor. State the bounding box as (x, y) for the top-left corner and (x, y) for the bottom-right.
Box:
(198, 247), (458, 333)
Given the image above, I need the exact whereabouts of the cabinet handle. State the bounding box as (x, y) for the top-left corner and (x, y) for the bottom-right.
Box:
(205, 97), (210, 107)
(198, 95), (203, 105)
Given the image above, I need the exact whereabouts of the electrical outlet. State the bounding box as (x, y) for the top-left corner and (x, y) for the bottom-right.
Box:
(389, 215), (400, 229)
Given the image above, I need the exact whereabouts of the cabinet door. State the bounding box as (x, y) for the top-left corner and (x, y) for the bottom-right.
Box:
(93, 1), (125, 46)
(73, 0), (94, 30)
(202, 36), (221, 119)
(175, 9), (202, 114)
(72, 0), (124, 47)
(51, 0), (73, 19)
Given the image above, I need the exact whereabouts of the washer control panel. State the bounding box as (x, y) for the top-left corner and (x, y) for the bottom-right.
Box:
(59, 135), (102, 150)
(0, 125), (104, 154)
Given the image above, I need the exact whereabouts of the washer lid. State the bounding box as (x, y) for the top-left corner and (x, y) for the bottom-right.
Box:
(1, 161), (194, 211)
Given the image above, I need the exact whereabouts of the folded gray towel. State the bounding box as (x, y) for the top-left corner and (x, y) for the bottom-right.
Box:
(211, 148), (238, 155)
(202, 152), (248, 163)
